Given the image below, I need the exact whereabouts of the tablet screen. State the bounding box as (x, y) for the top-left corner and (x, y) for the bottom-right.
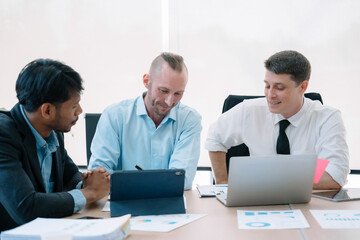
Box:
(312, 188), (360, 201)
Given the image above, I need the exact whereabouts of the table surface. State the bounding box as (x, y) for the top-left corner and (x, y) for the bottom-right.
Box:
(68, 190), (360, 240)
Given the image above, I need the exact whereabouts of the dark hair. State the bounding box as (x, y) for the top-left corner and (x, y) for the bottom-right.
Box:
(16, 59), (84, 112)
(151, 52), (187, 73)
(264, 50), (311, 85)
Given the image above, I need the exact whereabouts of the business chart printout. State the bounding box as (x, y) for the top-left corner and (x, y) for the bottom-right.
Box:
(310, 210), (360, 229)
(237, 210), (309, 229)
(131, 214), (206, 232)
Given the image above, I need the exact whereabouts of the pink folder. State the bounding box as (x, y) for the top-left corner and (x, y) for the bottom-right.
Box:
(314, 158), (329, 183)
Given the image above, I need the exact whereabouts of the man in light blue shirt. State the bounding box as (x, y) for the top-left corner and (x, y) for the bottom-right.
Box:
(89, 52), (202, 190)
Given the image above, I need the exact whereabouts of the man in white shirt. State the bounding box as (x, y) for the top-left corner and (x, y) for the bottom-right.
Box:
(205, 50), (349, 189)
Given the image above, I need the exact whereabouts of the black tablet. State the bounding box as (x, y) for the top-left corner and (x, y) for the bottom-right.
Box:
(110, 169), (186, 217)
(312, 188), (360, 202)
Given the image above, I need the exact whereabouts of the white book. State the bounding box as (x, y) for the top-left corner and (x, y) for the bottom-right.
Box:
(0, 214), (130, 240)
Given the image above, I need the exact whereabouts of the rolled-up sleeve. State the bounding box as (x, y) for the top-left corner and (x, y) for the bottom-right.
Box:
(315, 110), (349, 186)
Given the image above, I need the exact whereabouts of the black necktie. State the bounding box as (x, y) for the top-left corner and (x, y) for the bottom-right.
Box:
(276, 119), (290, 154)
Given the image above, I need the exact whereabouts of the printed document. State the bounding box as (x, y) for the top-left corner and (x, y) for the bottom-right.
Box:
(237, 210), (309, 229)
(131, 214), (206, 232)
(196, 184), (228, 197)
(310, 210), (360, 229)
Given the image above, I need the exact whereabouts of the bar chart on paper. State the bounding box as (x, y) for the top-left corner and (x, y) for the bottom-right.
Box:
(310, 210), (360, 229)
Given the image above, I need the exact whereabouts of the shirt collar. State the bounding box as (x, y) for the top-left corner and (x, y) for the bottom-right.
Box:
(273, 97), (308, 127)
(136, 93), (177, 122)
(20, 105), (59, 152)
(136, 93), (148, 116)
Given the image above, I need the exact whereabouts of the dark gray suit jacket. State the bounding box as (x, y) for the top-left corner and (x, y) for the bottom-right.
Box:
(0, 104), (82, 231)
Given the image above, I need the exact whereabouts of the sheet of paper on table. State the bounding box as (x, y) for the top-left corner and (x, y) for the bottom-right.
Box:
(310, 210), (360, 229)
(237, 210), (309, 229)
(131, 214), (206, 232)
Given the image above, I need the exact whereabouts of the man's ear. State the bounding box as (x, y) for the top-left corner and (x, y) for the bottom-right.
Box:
(40, 103), (56, 120)
(299, 80), (309, 94)
(143, 74), (150, 89)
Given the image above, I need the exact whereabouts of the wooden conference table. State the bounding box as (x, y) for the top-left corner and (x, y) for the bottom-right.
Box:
(68, 190), (360, 240)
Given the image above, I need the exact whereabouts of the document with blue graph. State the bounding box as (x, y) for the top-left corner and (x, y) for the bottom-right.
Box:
(310, 210), (360, 229)
(131, 214), (206, 232)
(237, 210), (309, 229)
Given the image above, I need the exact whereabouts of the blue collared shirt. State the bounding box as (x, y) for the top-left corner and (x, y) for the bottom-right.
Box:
(20, 105), (86, 213)
(88, 95), (202, 190)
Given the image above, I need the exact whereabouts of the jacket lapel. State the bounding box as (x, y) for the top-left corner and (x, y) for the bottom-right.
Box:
(11, 104), (46, 192)
(52, 150), (63, 192)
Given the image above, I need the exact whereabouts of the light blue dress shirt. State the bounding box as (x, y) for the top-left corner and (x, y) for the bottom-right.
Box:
(88, 95), (202, 190)
(20, 105), (86, 213)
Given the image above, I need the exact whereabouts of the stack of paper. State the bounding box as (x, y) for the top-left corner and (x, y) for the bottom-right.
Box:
(0, 214), (131, 240)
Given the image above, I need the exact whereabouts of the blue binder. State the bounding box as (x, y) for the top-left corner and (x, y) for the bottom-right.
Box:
(110, 169), (186, 217)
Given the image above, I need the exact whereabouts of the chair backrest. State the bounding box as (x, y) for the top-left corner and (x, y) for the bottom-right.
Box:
(84, 113), (101, 165)
(222, 92), (323, 172)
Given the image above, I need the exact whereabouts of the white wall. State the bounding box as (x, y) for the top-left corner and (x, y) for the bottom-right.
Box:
(1, 0), (359, 170)
(174, 0), (360, 169)
(0, 0), (162, 166)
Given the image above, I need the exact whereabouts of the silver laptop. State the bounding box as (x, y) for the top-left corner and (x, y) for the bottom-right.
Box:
(216, 154), (317, 206)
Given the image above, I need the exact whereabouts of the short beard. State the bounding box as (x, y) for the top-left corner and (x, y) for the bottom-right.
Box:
(152, 102), (168, 117)
(147, 89), (171, 117)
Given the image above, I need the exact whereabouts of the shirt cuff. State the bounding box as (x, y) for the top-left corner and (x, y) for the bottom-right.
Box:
(76, 181), (83, 189)
(68, 189), (86, 213)
(204, 140), (228, 153)
(325, 164), (348, 187)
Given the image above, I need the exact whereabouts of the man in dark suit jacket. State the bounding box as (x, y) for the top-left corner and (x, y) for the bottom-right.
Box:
(0, 59), (110, 231)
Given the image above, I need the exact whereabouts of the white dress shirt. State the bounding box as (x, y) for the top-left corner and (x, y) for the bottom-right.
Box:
(205, 97), (349, 186)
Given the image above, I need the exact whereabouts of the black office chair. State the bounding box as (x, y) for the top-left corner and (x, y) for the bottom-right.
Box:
(84, 113), (101, 165)
(222, 92), (323, 173)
